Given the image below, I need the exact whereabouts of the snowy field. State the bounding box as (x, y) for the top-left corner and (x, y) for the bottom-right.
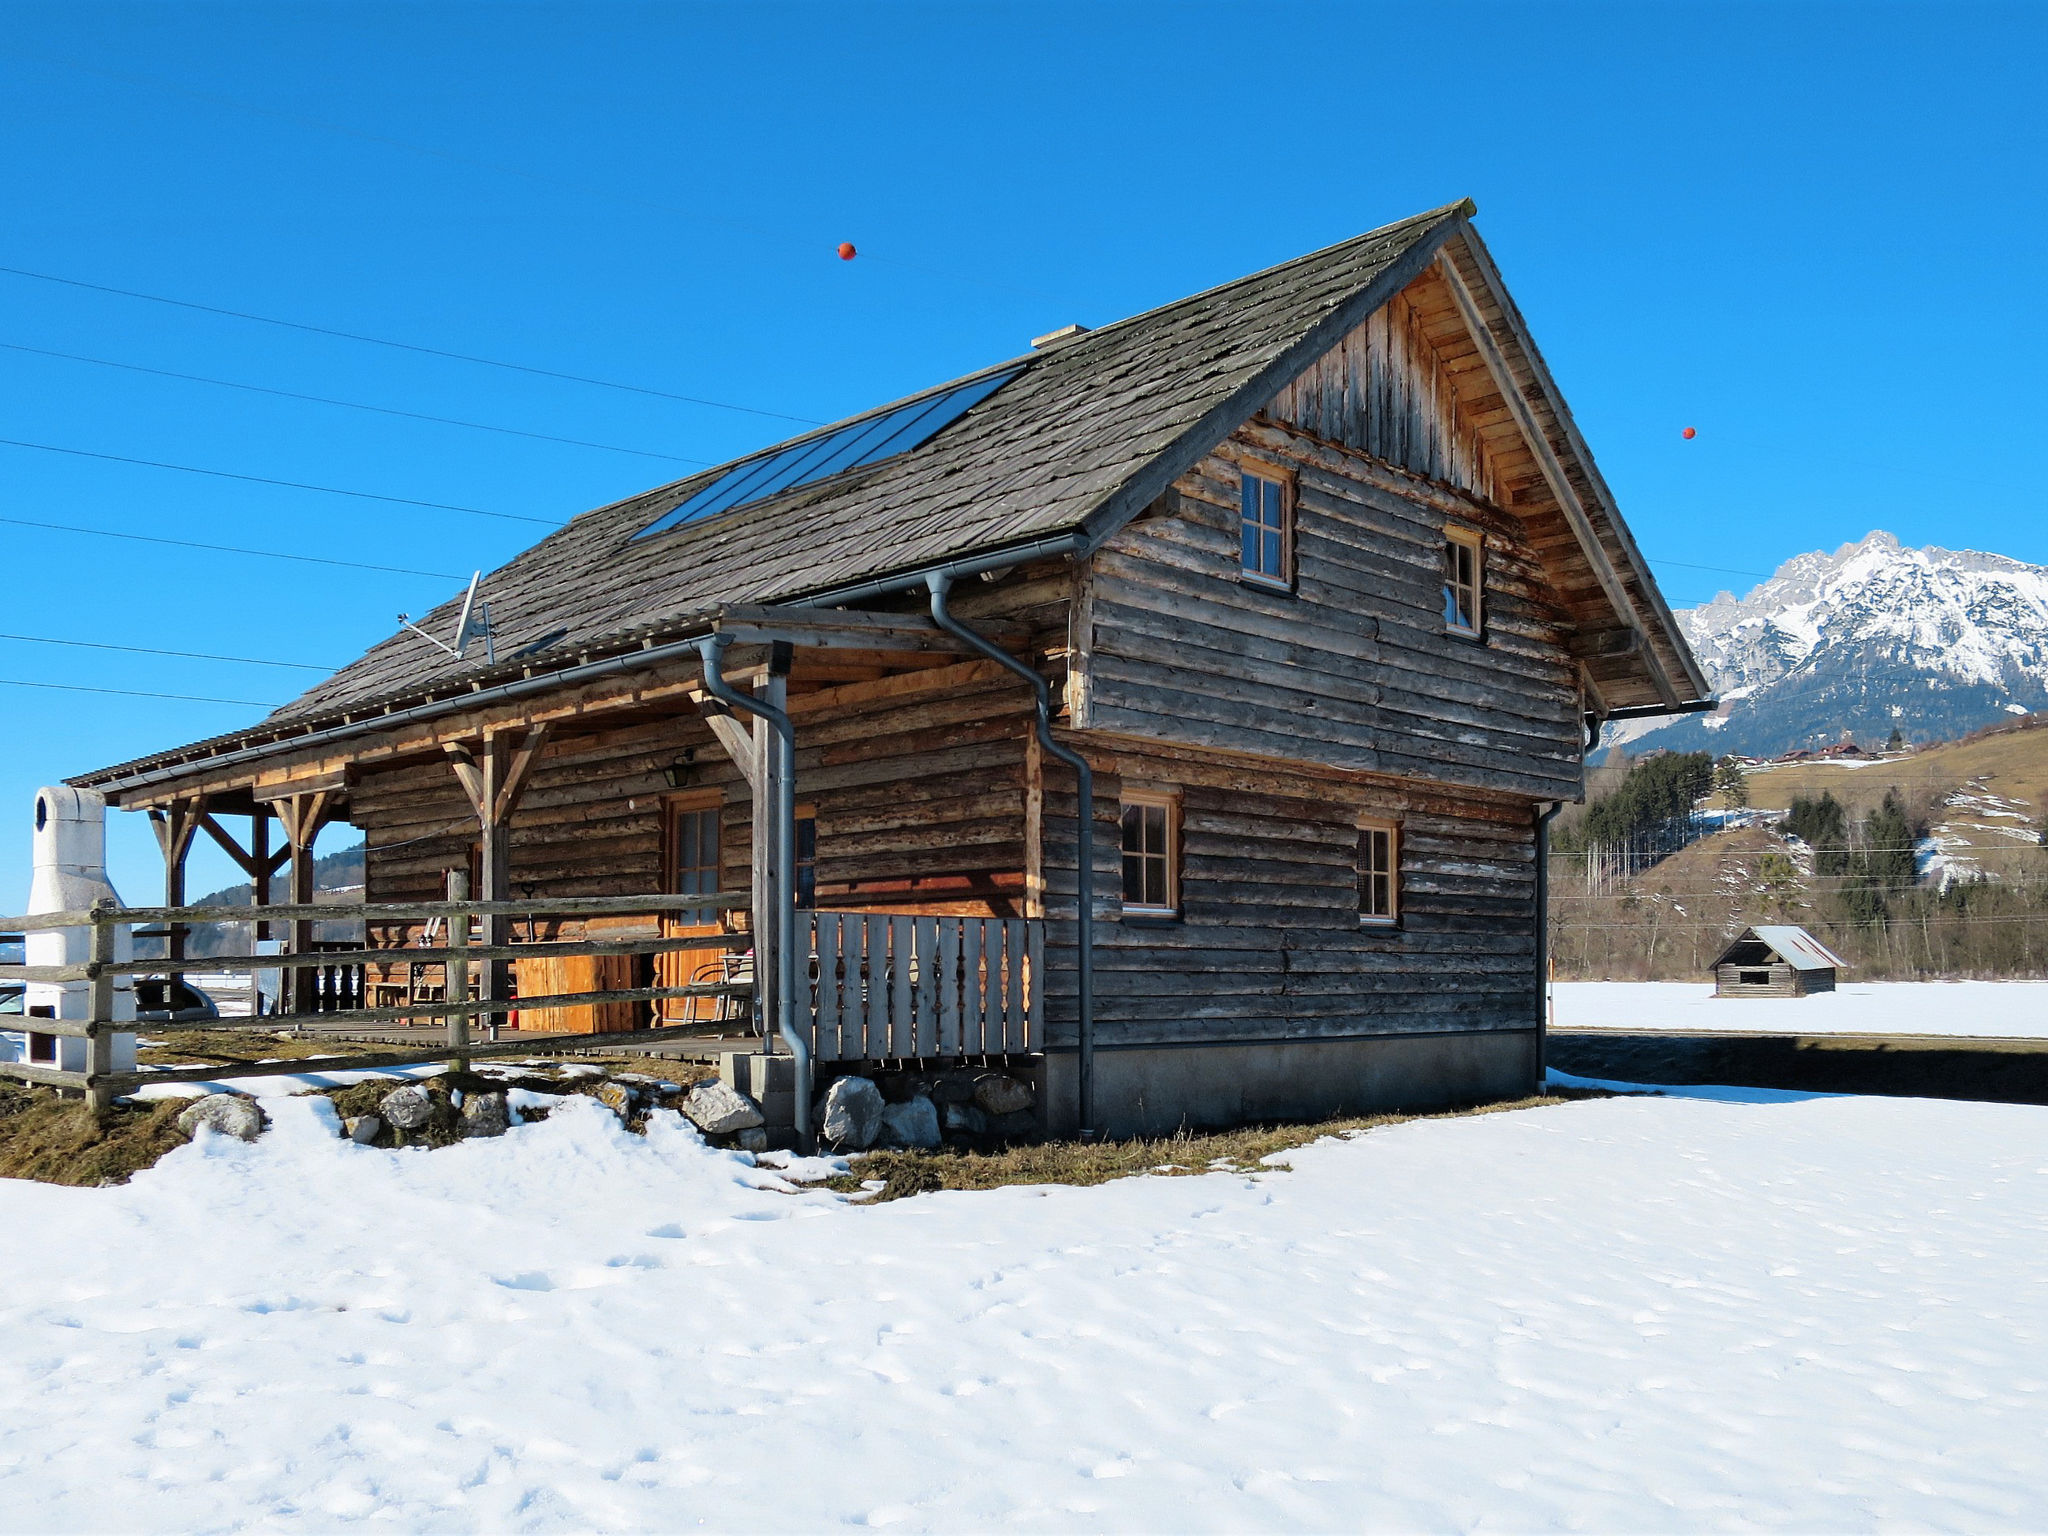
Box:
(3, 1084), (2047, 1531)
(1554, 979), (2048, 1038)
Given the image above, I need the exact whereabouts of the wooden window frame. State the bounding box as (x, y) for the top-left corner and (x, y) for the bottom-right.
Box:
(1357, 818), (1400, 927)
(1119, 788), (1181, 918)
(794, 804), (818, 911)
(660, 790), (725, 913)
(1443, 525), (1484, 639)
(1237, 461), (1295, 593)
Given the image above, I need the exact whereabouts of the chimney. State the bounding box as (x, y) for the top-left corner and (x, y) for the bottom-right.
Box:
(10, 786), (136, 1075)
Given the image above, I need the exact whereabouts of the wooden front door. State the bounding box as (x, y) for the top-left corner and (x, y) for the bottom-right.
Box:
(659, 794), (726, 1024)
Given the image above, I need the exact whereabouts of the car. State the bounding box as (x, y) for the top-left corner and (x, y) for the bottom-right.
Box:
(133, 977), (221, 1024)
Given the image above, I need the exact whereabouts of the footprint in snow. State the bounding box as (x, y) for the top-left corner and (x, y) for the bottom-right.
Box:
(493, 1271), (555, 1292)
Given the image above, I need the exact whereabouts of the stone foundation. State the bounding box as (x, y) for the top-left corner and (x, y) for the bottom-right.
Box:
(1039, 1029), (1541, 1139)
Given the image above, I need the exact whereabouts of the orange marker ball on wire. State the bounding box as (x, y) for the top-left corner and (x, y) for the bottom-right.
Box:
(837, 241), (857, 261)
(1681, 426), (1697, 439)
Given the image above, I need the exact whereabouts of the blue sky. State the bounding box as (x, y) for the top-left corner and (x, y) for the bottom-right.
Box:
(1, 1), (2042, 908)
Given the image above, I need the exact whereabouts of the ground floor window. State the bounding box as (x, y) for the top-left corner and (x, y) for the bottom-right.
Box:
(1120, 790), (1179, 916)
(795, 810), (817, 910)
(1358, 820), (1399, 924)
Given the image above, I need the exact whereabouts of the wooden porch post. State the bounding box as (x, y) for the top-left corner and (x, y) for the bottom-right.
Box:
(197, 807), (289, 1015)
(148, 798), (202, 977)
(751, 671), (787, 1049)
(275, 790), (334, 1014)
(444, 724), (550, 1023)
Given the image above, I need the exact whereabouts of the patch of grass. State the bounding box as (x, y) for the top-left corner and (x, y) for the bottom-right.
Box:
(825, 1090), (1608, 1203)
(0, 1082), (192, 1187)
(136, 1028), (355, 1068)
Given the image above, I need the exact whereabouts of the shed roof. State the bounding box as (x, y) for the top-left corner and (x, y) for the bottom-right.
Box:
(73, 200), (1709, 794)
(1713, 926), (1849, 973)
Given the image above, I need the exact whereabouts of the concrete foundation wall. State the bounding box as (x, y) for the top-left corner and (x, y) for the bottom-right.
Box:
(1041, 1028), (1540, 1139)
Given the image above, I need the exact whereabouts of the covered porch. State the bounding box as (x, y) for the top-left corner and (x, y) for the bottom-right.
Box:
(63, 595), (1084, 1139)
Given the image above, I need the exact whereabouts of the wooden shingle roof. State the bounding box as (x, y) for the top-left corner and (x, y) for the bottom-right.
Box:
(74, 199), (1706, 790)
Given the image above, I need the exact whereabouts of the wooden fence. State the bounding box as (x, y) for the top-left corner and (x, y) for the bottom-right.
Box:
(0, 896), (1048, 1110)
(0, 891), (755, 1110)
(811, 912), (1040, 1061)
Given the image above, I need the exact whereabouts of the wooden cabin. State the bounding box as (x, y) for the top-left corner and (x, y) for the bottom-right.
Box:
(1711, 926), (1845, 998)
(69, 200), (1712, 1137)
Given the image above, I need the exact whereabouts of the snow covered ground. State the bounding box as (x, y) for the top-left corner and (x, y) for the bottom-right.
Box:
(3, 1083), (2047, 1531)
(1555, 979), (2048, 1038)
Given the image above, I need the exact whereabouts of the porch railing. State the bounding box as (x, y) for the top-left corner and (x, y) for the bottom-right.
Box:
(0, 891), (755, 1110)
(0, 897), (1046, 1108)
(811, 911), (1041, 1062)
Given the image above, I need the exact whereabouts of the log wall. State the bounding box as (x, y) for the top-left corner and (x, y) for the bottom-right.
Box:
(1080, 418), (1583, 803)
(1034, 739), (1539, 1049)
(348, 662), (1040, 936)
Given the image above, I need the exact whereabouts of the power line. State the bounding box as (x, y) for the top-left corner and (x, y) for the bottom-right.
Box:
(6, 49), (1074, 312)
(1555, 913), (2048, 930)
(0, 515), (461, 578)
(0, 677), (275, 707)
(1645, 557), (1774, 580)
(0, 262), (823, 425)
(0, 435), (554, 525)
(0, 632), (332, 671)
(0, 340), (707, 465)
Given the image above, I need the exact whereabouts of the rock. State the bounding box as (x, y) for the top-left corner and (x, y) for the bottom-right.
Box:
(877, 1095), (942, 1150)
(378, 1084), (434, 1131)
(176, 1093), (264, 1142)
(819, 1075), (884, 1150)
(342, 1114), (382, 1145)
(460, 1092), (509, 1139)
(972, 1074), (1034, 1116)
(679, 1079), (765, 1136)
(594, 1082), (637, 1117)
(988, 1108), (1038, 1139)
(928, 1071), (980, 1106)
(942, 1101), (987, 1135)
(735, 1127), (769, 1153)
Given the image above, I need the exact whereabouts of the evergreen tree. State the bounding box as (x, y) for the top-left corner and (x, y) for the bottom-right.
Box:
(1713, 755), (1749, 808)
(1886, 725), (1905, 751)
(1861, 788), (1919, 892)
(1785, 791), (1850, 877)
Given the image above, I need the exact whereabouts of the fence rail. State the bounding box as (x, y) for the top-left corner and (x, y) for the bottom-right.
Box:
(2, 893), (1046, 1108)
(0, 891), (755, 1108)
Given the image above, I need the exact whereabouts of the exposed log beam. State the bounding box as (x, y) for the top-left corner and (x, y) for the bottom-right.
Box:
(692, 696), (761, 791)
(197, 810), (260, 877)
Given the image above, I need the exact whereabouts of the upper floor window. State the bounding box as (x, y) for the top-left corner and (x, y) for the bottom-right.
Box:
(1239, 465), (1293, 590)
(1120, 789), (1180, 916)
(1358, 820), (1399, 925)
(1443, 527), (1483, 637)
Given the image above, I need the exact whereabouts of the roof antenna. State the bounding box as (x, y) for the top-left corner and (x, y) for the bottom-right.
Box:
(398, 571), (496, 664)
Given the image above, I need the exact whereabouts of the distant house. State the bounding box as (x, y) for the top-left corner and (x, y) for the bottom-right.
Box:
(1711, 926), (1845, 998)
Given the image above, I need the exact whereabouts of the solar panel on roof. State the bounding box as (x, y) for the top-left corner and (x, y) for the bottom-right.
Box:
(633, 367), (1021, 540)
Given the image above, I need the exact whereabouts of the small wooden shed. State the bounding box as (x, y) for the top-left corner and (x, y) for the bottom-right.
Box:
(1710, 926), (1845, 998)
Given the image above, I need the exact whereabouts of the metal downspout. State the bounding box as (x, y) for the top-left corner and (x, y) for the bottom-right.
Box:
(925, 572), (1097, 1139)
(696, 635), (811, 1149)
(1534, 799), (1563, 1094)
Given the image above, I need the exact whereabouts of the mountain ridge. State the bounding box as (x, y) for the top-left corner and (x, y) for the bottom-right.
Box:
(1608, 531), (2048, 760)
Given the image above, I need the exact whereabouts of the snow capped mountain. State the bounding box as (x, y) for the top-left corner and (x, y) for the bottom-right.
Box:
(1608, 531), (2048, 759)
